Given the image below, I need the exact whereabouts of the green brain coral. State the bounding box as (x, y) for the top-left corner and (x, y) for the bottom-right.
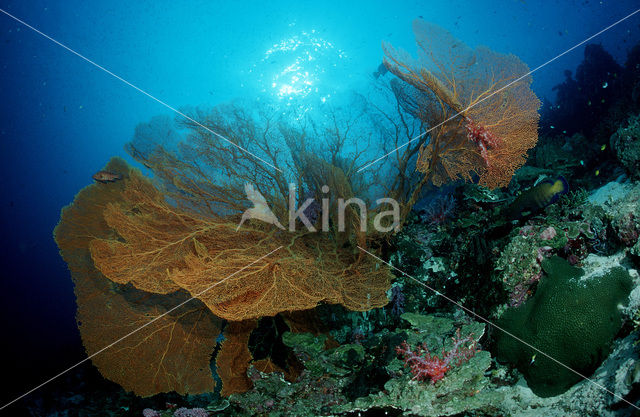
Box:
(494, 256), (633, 397)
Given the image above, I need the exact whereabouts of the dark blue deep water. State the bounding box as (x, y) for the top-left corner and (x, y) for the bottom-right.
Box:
(1, 1), (639, 416)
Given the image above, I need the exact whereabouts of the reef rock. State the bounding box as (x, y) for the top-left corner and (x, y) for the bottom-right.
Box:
(611, 114), (640, 178)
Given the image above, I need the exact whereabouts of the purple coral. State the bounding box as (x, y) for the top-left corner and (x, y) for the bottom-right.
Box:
(301, 190), (321, 226)
(421, 195), (456, 226)
(173, 408), (209, 417)
(142, 409), (160, 417)
(390, 285), (405, 317)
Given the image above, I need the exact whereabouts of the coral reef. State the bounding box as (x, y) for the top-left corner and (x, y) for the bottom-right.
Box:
(395, 328), (478, 383)
(495, 331), (640, 416)
(227, 313), (497, 417)
(142, 407), (210, 417)
(540, 41), (640, 187)
(610, 113), (640, 178)
(228, 332), (358, 415)
(495, 215), (601, 308)
(589, 181), (640, 250)
(46, 19), (640, 417)
(336, 314), (496, 416)
(494, 255), (633, 397)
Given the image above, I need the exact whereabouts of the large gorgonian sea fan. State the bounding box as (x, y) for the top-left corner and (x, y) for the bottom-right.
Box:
(54, 104), (395, 397)
(383, 19), (540, 189)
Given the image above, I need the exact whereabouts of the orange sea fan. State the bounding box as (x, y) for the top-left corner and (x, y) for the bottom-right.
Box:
(54, 158), (222, 397)
(55, 100), (399, 397)
(383, 19), (540, 189)
(56, 158), (366, 397)
(87, 167), (389, 322)
(216, 320), (257, 396)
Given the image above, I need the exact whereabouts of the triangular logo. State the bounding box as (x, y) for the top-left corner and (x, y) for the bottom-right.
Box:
(236, 183), (285, 231)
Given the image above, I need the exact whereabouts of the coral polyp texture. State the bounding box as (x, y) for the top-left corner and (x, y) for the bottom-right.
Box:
(383, 19), (540, 189)
(494, 256), (633, 397)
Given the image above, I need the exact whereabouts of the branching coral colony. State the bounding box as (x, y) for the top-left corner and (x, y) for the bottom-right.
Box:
(54, 20), (539, 397)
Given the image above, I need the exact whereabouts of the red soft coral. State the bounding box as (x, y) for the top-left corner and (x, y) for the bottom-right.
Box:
(396, 328), (478, 383)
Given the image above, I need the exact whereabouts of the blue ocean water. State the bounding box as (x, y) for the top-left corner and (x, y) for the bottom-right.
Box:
(0, 0), (638, 414)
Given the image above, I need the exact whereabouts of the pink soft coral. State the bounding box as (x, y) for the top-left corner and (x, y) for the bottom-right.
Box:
(396, 328), (478, 383)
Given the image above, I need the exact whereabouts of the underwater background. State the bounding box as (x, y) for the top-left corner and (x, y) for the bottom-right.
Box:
(1, 0), (640, 416)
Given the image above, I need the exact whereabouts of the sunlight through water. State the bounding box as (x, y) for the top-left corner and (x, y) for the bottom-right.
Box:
(251, 28), (349, 116)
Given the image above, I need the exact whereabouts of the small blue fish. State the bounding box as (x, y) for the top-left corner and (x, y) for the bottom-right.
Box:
(506, 176), (569, 219)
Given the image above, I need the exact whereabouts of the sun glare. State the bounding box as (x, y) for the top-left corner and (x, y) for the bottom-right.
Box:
(252, 29), (347, 111)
